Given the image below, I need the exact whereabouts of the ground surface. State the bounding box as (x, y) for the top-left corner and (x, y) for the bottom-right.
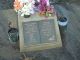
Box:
(0, 1), (80, 60)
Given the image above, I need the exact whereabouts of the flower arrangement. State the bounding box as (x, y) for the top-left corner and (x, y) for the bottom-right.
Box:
(14, 0), (35, 17)
(38, 0), (54, 17)
(14, 0), (54, 17)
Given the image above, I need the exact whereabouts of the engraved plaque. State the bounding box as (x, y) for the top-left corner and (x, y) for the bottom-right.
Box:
(23, 21), (40, 46)
(23, 20), (56, 46)
(39, 20), (56, 43)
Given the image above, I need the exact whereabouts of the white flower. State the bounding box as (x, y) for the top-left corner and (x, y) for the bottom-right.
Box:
(18, 0), (35, 16)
